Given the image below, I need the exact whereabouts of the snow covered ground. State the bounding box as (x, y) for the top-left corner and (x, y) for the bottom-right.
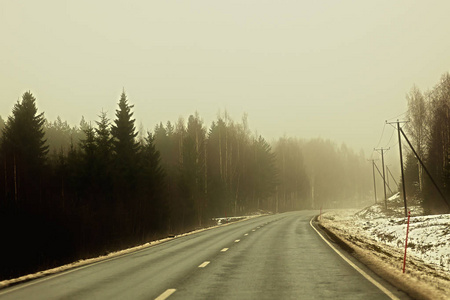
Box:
(320, 193), (450, 299)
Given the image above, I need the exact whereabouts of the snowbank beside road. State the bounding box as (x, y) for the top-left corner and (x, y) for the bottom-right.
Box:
(358, 211), (450, 272)
(326, 206), (450, 272)
(319, 202), (450, 299)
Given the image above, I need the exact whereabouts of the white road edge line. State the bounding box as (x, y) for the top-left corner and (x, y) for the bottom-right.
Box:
(155, 288), (176, 300)
(0, 248), (145, 296)
(221, 248), (229, 252)
(198, 261), (210, 268)
(309, 217), (399, 300)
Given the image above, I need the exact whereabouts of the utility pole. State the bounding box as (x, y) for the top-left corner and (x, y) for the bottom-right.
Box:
(399, 126), (450, 211)
(368, 159), (378, 204)
(385, 164), (390, 188)
(387, 120), (408, 217)
(375, 147), (390, 209)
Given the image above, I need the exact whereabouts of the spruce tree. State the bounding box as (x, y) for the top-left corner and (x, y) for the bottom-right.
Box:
(139, 132), (166, 231)
(111, 92), (139, 164)
(251, 136), (277, 211)
(95, 111), (113, 196)
(111, 91), (139, 198)
(0, 116), (5, 139)
(79, 124), (97, 201)
(80, 125), (96, 166)
(1, 91), (48, 205)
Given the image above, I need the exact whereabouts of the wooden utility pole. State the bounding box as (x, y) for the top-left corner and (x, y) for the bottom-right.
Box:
(387, 120), (408, 217)
(368, 159), (378, 204)
(375, 147), (389, 209)
(399, 126), (450, 211)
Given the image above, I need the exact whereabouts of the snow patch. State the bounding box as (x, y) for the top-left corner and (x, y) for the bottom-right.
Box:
(320, 204), (450, 299)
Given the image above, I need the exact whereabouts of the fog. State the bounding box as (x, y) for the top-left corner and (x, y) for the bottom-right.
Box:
(2, 1), (450, 154)
(4, 1), (450, 285)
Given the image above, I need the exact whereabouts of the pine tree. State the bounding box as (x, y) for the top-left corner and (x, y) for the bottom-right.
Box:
(111, 91), (139, 201)
(139, 132), (166, 231)
(251, 136), (277, 211)
(79, 124), (97, 201)
(111, 91), (139, 167)
(95, 111), (113, 196)
(95, 111), (112, 159)
(0, 116), (5, 139)
(1, 91), (48, 206)
(80, 125), (96, 165)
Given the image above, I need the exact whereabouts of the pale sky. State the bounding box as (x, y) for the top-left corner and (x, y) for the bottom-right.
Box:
(2, 0), (450, 156)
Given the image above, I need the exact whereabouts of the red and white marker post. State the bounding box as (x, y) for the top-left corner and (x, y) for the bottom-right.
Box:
(402, 211), (411, 273)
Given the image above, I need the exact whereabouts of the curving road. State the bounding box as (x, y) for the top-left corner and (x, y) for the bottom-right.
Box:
(0, 211), (410, 299)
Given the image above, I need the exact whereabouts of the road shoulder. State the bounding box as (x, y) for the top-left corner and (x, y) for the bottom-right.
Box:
(0, 214), (266, 291)
(315, 216), (450, 300)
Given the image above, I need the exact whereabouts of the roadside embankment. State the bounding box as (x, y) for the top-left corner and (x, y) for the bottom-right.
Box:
(318, 205), (450, 300)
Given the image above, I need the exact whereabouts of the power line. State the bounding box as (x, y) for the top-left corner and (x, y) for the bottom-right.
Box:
(367, 159), (379, 204)
(384, 127), (396, 148)
(374, 147), (390, 210)
(386, 111), (407, 122)
(375, 122), (386, 149)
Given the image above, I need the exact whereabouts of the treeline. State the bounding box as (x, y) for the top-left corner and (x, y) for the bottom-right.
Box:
(403, 72), (450, 213)
(0, 91), (371, 280)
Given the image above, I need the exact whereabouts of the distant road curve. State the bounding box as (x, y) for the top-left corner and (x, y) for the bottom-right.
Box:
(0, 211), (410, 299)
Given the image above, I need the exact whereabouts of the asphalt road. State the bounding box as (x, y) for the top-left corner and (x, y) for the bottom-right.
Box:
(0, 211), (410, 299)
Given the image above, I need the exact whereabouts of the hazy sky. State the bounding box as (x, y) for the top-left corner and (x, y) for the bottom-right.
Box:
(2, 0), (450, 156)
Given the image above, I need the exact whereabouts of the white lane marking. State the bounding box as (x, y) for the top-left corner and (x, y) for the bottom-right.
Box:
(221, 248), (229, 252)
(252, 229), (256, 232)
(198, 261), (210, 268)
(309, 218), (399, 300)
(155, 289), (176, 300)
(244, 233), (249, 236)
(235, 239), (240, 243)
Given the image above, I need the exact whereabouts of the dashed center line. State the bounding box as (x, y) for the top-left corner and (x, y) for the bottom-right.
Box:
(244, 233), (249, 236)
(155, 288), (176, 300)
(235, 239), (240, 243)
(221, 248), (229, 252)
(198, 261), (210, 268)
(252, 229), (256, 232)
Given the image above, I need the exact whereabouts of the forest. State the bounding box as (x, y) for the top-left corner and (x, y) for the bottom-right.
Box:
(0, 91), (371, 280)
(403, 72), (450, 214)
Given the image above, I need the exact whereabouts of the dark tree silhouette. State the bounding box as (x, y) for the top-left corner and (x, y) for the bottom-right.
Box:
(0, 89), (377, 281)
(111, 91), (139, 195)
(1, 91), (48, 206)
